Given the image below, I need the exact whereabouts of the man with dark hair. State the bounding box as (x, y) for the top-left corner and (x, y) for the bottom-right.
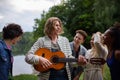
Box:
(70, 30), (88, 80)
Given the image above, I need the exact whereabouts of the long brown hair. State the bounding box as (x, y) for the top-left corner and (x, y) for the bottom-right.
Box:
(44, 17), (64, 36)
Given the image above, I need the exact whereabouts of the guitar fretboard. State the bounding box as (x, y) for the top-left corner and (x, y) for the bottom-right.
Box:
(53, 58), (77, 63)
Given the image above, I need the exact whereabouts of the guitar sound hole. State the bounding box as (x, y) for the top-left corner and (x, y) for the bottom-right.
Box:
(42, 53), (45, 57)
(51, 56), (59, 63)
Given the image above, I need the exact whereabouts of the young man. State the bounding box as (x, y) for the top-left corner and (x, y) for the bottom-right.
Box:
(70, 30), (88, 80)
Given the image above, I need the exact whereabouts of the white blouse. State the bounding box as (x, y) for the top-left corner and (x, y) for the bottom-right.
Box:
(83, 33), (108, 80)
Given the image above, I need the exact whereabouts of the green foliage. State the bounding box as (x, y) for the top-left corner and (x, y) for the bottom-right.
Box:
(94, 0), (120, 32)
(33, 12), (47, 40)
(103, 64), (111, 80)
(63, 0), (94, 35)
(94, 0), (114, 31)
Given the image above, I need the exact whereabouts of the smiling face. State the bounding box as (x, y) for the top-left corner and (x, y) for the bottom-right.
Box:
(44, 17), (63, 36)
(53, 21), (62, 35)
(74, 33), (85, 44)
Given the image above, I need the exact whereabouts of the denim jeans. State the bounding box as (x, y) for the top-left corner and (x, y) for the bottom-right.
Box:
(49, 68), (68, 80)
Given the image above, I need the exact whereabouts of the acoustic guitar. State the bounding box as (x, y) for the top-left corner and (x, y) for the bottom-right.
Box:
(33, 48), (106, 72)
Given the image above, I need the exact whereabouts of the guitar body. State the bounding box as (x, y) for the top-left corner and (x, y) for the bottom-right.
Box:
(33, 48), (65, 72)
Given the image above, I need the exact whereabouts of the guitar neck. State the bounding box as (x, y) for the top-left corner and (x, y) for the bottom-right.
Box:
(57, 58), (78, 63)
(54, 57), (106, 65)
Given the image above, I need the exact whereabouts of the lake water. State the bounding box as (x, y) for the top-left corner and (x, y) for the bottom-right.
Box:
(13, 55), (33, 76)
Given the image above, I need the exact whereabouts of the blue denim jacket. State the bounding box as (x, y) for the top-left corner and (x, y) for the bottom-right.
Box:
(0, 40), (13, 80)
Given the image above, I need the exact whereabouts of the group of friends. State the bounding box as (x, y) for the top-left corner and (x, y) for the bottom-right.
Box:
(0, 17), (120, 80)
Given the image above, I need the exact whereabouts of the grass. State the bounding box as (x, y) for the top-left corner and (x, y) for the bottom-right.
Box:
(13, 74), (37, 80)
(103, 64), (111, 80)
(13, 64), (111, 80)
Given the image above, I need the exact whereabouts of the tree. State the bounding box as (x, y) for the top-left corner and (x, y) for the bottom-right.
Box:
(94, 0), (120, 32)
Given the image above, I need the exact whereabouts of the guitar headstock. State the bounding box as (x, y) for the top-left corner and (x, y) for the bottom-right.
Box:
(89, 58), (106, 65)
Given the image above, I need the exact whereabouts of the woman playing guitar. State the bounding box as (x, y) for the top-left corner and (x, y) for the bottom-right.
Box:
(25, 17), (86, 80)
